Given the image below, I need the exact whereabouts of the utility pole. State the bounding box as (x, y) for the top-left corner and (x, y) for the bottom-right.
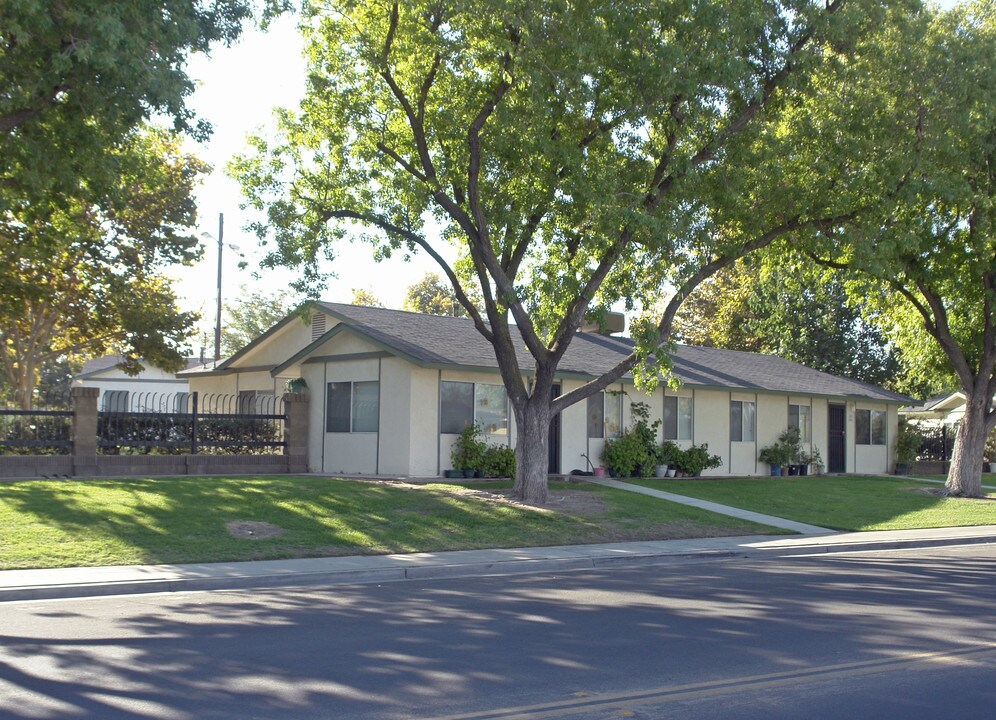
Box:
(215, 212), (224, 364)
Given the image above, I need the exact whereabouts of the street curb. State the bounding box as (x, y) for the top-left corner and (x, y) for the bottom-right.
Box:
(2, 535), (993, 603)
(744, 533), (996, 557)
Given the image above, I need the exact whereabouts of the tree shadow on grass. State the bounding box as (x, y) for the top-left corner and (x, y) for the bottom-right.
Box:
(0, 476), (777, 570)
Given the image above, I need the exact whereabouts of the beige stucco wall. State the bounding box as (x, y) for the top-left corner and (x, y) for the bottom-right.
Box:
(320, 355), (380, 475)
(811, 397), (829, 472)
(378, 357), (412, 475)
(232, 313), (314, 368)
(694, 389), (733, 476)
(559, 379), (590, 473)
(409, 367), (441, 475)
(186, 370), (283, 398)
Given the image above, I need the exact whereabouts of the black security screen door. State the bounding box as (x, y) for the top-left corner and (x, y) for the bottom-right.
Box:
(548, 384), (561, 474)
(828, 403), (846, 473)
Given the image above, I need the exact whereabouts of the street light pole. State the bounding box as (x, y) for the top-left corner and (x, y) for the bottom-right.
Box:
(215, 212), (224, 364)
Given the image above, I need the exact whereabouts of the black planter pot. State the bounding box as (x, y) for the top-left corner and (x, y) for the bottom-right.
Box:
(798, 464), (809, 476)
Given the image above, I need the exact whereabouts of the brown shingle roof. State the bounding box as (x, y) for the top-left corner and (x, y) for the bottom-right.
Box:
(317, 302), (909, 403)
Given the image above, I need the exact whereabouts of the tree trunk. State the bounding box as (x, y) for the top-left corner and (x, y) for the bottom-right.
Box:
(945, 391), (988, 497)
(512, 398), (551, 504)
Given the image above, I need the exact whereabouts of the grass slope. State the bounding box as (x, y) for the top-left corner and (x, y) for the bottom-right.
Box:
(0, 476), (778, 570)
(631, 476), (996, 531)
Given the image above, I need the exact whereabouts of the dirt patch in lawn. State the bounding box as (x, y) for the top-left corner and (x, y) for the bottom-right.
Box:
(364, 479), (609, 516)
(906, 486), (996, 501)
(226, 520), (286, 539)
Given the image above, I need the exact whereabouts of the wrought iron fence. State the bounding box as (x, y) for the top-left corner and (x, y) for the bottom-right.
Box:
(0, 397), (73, 455)
(914, 421), (951, 462)
(98, 392), (285, 455)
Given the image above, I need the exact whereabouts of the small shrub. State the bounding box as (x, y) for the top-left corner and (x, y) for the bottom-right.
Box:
(451, 423), (487, 472)
(481, 444), (516, 478)
(676, 443), (722, 476)
(896, 419), (922, 465)
(658, 440), (681, 467)
(601, 401), (661, 477)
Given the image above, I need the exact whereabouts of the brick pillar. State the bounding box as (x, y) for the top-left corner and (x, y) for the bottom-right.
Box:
(283, 392), (310, 473)
(71, 386), (99, 477)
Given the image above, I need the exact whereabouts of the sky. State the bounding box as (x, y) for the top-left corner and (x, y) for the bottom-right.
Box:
(175, 14), (453, 350)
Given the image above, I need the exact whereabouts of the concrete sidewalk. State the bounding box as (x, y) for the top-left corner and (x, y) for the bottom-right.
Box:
(3, 525), (994, 604)
(586, 478), (834, 534)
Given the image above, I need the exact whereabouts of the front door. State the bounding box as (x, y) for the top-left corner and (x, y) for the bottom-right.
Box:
(548, 384), (561, 474)
(828, 403), (846, 473)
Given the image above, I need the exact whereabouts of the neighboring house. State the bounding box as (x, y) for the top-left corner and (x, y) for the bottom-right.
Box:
(73, 355), (196, 411)
(901, 392), (968, 429)
(181, 302), (910, 477)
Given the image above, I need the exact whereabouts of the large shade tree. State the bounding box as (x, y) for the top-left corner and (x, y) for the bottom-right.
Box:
(0, 0), (250, 203)
(806, 1), (995, 496)
(673, 255), (901, 388)
(236, 0), (911, 502)
(0, 130), (204, 409)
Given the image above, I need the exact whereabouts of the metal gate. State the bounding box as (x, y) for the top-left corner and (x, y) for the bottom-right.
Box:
(828, 403), (846, 473)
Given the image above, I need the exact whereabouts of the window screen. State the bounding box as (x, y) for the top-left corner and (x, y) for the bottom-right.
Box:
(440, 381), (474, 434)
(789, 404), (812, 443)
(475, 383), (508, 435)
(664, 396), (693, 440)
(731, 400), (756, 442)
(326, 383), (351, 432)
(352, 381), (379, 432)
(587, 394), (604, 439)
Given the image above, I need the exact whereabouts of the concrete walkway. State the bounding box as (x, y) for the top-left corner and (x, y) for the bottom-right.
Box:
(587, 478), (834, 534)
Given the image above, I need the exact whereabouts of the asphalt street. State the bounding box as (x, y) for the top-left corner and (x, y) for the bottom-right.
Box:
(1, 544), (994, 719)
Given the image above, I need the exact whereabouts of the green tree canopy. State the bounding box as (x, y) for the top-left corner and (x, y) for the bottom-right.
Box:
(804, 1), (995, 496)
(0, 129), (205, 408)
(404, 272), (467, 316)
(674, 256), (901, 388)
(235, 0), (915, 501)
(221, 287), (299, 357)
(350, 288), (384, 307)
(0, 0), (250, 203)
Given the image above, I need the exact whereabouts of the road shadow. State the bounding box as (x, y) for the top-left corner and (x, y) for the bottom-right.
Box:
(1, 548), (995, 718)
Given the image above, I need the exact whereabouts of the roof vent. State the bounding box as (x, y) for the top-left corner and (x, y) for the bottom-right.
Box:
(580, 311), (625, 336)
(311, 312), (327, 341)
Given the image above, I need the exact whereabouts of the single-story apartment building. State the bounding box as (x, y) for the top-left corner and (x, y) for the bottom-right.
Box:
(180, 302), (910, 477)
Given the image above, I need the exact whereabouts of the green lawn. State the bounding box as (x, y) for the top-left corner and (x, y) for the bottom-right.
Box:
(0, 475), (779, 570)
(629, 475), (996, 531)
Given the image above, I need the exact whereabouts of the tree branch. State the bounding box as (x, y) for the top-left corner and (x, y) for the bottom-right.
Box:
(553, 210), (857, 414)
(319, 208), (494, 342)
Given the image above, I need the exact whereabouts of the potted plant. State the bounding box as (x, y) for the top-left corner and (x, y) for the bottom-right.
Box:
(451, 423), (487, 477)
(286, 377), (308, 394)
(895, 419), (922, 475)
(759, 443), (791, 476)
(679, 443), (722, 477)
(802, 447), (824, 476)
(655, 440), (681, 478)
(779, 427), (803, 475)
(601, 402), (661, 477)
